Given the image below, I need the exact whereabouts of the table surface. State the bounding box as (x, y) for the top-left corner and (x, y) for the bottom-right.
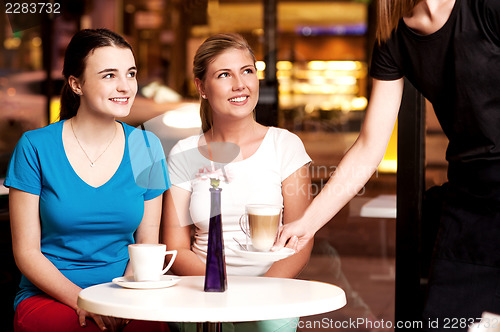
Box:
(0, 179), (8, 196)
(78, 275), (346, 323)
(360, 194), (397, 219)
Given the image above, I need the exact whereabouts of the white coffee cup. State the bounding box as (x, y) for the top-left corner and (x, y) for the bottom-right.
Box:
(239, 204), (282, 251)
(128, 244), (177, 282)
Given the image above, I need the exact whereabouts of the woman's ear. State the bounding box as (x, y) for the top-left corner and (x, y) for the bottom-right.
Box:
(68, 75), (83, 96)
(194, 78), (206, 99)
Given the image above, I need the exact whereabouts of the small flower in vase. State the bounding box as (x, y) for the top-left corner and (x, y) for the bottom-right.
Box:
(196, 163), (232, 188)
(210, 177), (220, 189)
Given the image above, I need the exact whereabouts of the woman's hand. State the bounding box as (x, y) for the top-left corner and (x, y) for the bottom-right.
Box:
(273, 219), (315, 253)
(77, 307), (130, 331)
(78, 307), (105, 330)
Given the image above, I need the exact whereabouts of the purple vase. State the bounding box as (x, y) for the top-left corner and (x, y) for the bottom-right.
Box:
(204, 187), (227, 292)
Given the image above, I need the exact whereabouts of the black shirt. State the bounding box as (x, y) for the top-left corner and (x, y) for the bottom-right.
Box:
(370, 0), (500, 199)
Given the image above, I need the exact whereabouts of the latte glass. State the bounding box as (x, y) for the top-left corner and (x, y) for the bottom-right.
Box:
(239, 204), (282, 251)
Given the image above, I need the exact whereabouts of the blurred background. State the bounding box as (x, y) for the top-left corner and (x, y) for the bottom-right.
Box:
(0, 1), (449, 331)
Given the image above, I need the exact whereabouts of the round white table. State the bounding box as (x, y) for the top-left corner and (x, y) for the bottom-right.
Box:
(78, 275), (346, 329)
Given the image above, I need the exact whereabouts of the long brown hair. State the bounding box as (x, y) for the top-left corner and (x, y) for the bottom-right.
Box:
(60, 29), (133, 120)
(376, 0), (422, 44)
(193, 33), (256, 133)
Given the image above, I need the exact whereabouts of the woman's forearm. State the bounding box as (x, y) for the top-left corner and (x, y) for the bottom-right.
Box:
(14, 249), (82, 310)
(10, 189), (82, 310)
(301, 140), (382, 234)
(169, 249), (206, 276)
(298, 78), (404, 235)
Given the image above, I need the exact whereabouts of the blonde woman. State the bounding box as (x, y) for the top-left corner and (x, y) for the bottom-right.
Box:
(163, 33), (313, 331)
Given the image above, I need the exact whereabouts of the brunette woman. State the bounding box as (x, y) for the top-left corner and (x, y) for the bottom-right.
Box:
(5, 29), (170, 331)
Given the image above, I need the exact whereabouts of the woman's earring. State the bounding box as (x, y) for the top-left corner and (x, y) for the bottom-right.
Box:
(202, 94), (207, 99)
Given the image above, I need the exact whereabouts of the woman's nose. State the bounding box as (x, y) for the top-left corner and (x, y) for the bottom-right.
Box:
(232, 75), (245, 91)
(117, 76), (132, 92)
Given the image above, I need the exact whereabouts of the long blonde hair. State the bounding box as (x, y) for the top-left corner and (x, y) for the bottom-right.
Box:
(193, 33), (256, 133)
(376, 0), (423, 44)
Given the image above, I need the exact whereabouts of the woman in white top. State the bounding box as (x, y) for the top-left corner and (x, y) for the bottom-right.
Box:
(163, 33), (313, 331)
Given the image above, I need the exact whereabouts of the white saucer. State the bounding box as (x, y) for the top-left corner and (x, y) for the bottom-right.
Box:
(112, 275), (180, 289)
(228, 244), (295, 262)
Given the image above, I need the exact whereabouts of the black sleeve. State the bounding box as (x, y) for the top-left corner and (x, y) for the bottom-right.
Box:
(369, 39), (404, 81)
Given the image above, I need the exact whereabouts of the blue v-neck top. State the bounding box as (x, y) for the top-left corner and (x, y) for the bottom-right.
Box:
(4, 120), (170, 308)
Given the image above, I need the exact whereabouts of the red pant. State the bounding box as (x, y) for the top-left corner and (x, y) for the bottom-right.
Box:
(14, 294), (169, 332)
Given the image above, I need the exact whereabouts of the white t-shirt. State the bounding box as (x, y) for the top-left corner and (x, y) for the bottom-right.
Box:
(167, 127), (311, 276)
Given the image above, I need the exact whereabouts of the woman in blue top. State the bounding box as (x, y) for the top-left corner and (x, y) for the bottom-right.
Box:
(5, 29), (170, 331)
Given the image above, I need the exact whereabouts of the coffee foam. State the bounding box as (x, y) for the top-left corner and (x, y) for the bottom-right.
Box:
(246, 205), (281, 216)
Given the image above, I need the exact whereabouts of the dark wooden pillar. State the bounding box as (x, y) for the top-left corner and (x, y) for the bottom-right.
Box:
(42, 11), (55, 125)
(256, 0), (278, 127)
(395, 78), (426, 330)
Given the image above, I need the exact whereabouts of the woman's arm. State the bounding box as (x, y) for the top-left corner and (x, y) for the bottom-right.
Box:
(10, 188), (108, 330)
(275, 78), (404, 252)
(123, 194), (164, 277)
(135, 194), (163, 243)
(10, 189), (82, 308)
(264, 164), (314, 278)
(161, 186), (206, 275)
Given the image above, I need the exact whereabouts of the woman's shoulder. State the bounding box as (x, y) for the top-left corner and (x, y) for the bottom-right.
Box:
(267, 127), (304, 145)
(170, 134), (202, 154)
(21, 121), (63, 145)
(121, 121), (164, 147)
(176, 134), (202, 145)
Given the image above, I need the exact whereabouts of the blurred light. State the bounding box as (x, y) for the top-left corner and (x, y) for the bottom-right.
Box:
(335, 76), (357, 85)
(301, 27), (313, 36)
(162, 104), (202, 129)
(351, 97), (368, 110)
(252, 28), (264, 36)
(379, 120), (398, 174)
(326, 61), (359, 71)
(308, 61), (326, 71)
(32, 37), (42, 47)
(4, 37), (21, 50)
(256, 61), (266, 80)
(310, 77), (326, 85)
(125, 4), (135, 13)
(304, 104), (315, 114)
(277, 61), (293, 71)
(296, 24), (367, 36)
(378, 160), (397, 173)
(50, 97), (61, 124)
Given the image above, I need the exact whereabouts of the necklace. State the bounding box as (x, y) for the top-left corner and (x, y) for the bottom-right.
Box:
(70, 118), (117, 167)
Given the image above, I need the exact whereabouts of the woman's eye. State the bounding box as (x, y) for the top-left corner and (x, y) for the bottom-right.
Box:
(103, 73), (114, 79)
(218, 72), (229, 78)
(128, 71), (137, 78)
(243, 68), (254, 74)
